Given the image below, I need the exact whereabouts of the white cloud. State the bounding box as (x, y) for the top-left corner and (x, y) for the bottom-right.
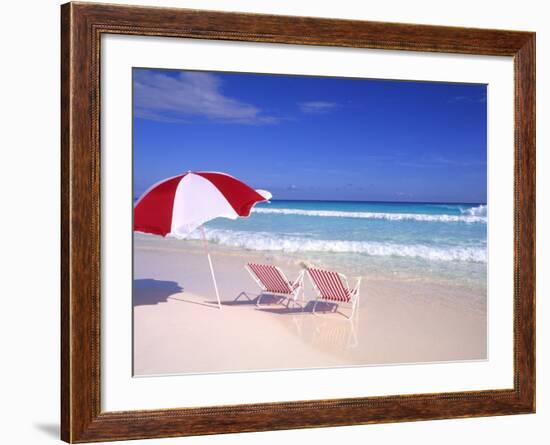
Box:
(134, 70), (277, 124)
(298, 101), (338, 114)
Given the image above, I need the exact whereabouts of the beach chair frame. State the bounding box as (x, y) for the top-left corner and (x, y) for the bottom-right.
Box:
(306, 267), (362, 320)
(244, 263), (305, 308)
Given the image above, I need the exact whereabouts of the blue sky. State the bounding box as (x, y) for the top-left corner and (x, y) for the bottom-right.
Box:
(133, 68), (487, 203)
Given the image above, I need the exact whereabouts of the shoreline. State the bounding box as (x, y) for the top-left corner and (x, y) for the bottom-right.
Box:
(135, 232), (487, 298)
(134, 234), (487, 376)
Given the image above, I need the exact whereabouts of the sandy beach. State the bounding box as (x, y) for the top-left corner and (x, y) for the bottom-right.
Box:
(133, 233), (487, 376)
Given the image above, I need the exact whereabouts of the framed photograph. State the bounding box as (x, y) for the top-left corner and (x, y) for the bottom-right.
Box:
(61, 2), (535, 442)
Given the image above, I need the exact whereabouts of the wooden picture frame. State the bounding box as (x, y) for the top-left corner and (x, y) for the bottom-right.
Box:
(61, 2), (535, 442)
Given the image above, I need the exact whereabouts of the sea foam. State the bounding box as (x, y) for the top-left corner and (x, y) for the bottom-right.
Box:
(460, 204), (487, 217)
(253, 207), (487, 223)
(185, 229), (487, 263)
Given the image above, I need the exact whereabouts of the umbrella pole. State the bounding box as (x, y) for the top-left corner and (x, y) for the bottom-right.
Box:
(200, 226), (222, 309)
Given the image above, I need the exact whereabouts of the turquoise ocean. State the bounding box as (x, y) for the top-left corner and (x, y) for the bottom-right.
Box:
(194, 200), (487, 293)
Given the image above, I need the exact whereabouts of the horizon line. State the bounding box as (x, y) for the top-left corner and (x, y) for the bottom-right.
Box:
(262, 198), (487, 205)
(132, 195), (486, 206)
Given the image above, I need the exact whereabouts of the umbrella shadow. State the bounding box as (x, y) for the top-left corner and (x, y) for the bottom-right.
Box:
(133, 279), (183, 307)
(168, 295), (220, 309)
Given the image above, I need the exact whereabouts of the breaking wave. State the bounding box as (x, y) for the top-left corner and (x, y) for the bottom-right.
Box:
(460, 204), (487, 217)
(187, 229), (487, 263)
(253, 207), (487, 223)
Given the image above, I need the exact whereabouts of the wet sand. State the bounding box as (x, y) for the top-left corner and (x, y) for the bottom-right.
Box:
(133, 234), (487, 376)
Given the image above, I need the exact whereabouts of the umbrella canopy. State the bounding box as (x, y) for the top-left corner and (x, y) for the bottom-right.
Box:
(134, 171), (271, 238)
(134, 171), (272, 309)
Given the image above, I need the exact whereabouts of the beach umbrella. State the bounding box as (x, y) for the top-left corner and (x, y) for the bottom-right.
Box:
(134, 171), (272, 309)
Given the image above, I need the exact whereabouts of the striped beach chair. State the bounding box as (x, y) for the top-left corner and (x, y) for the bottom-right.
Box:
(245, 263), (305, 307)
(306, 267), (362, 319)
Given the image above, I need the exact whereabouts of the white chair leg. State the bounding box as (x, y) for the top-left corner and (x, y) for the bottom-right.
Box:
(289, 288), (303, 310)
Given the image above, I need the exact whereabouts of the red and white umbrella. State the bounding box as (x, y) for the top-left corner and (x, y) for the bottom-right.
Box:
(134, 171), (271, 308)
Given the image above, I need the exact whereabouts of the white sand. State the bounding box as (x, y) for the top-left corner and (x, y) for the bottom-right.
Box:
(133, 235), (486, 376)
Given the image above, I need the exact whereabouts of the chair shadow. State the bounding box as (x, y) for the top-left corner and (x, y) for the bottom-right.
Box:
(208, 293), (342, 316)
(133, 279), (183, 307)
(206, 291), (258, 306)
(259, 300), (338, 315)
(205, 292), (286, 307)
